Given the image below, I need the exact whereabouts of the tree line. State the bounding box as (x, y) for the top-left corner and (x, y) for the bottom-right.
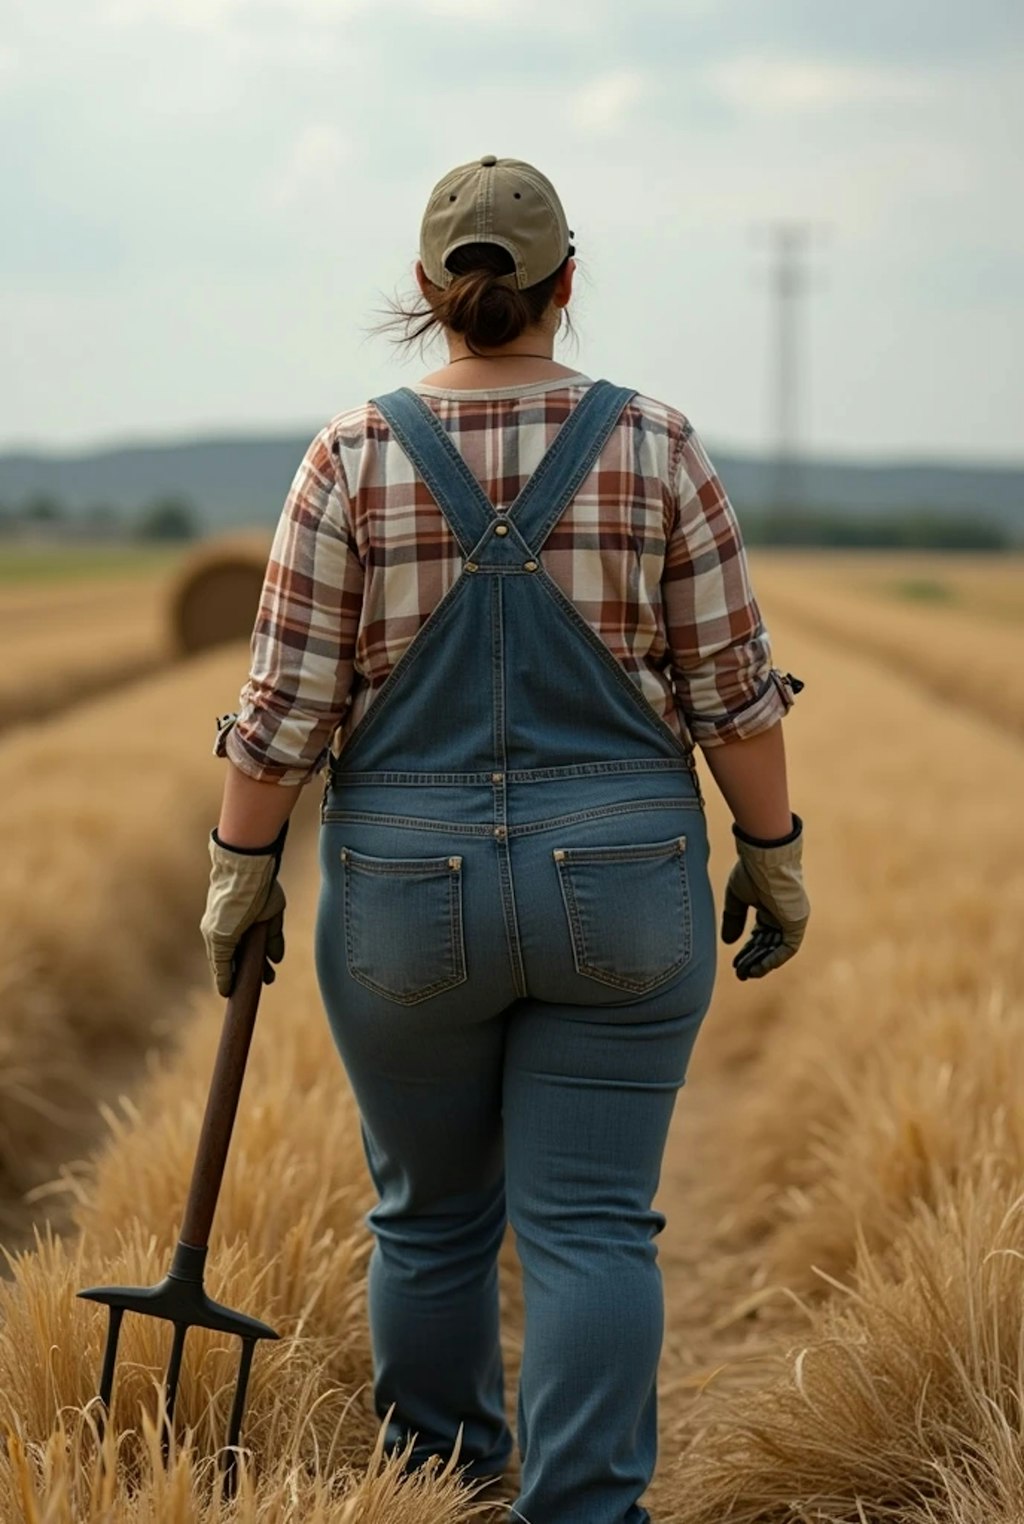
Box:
(741, 506), (1012, 550)
(0, 493), (200, 541)
(0, 495), (1013, 551)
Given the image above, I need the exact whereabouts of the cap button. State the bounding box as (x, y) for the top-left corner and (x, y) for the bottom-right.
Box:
(480, 154), (498, 167)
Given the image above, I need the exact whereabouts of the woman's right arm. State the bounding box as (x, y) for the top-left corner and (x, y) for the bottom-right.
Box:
(220, 424), (365, 792)
(200, 423), (364, 993)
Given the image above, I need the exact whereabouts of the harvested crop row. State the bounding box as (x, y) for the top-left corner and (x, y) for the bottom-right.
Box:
(750, 552), (1024, 740)
(0, 839), (475, 1521)
(0, 574), (171, 732)
(656, 607), (1024, 1521)
(0, 534), (274, 731)
(0, 644), (269, 1238)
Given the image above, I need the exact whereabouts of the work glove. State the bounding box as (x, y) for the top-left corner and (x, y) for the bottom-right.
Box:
(721, 813), (809, 981)
(200, 824), (287, 997)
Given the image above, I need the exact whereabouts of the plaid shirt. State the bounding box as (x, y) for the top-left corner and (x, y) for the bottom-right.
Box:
(223, 374), (799, 785)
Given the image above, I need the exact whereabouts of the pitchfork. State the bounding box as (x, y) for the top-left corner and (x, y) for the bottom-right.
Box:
(78, 921), (279, 1491)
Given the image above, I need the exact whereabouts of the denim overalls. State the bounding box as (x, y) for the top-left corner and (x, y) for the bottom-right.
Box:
(314, 380), (718, 1524)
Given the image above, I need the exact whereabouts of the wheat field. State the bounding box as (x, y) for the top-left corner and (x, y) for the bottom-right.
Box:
(0, 554), (1021, 1521)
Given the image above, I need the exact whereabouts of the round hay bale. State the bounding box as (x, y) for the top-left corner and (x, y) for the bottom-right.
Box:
(166, 533), (273, 657)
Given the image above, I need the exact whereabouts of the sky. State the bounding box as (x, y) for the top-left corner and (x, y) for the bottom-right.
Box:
(2, 0), (1022, 462)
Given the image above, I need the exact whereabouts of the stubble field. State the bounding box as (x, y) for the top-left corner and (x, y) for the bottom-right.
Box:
(0, 548), (1021, 1522)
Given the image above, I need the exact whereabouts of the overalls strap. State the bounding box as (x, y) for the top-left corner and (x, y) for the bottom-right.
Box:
(372, 388), (497, 557)
(499, 380), (636, 554)
(372, 380), (636, 561)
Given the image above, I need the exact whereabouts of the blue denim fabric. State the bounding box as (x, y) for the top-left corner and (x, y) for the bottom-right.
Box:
(314, 382), (718, 1524)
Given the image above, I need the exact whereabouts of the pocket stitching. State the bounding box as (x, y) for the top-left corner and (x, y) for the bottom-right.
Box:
(342, 847), (467, 1005)
(556, 837), (689, 865)
(554, 836), (693, 993)
(341, 845), (468, 871)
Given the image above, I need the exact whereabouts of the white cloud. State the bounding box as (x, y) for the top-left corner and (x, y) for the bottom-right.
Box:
(710, 55), (940, 115)
(267, 124), (353, 210)
(402, 0), (617, 25)
(98, 0), (371, 29)
(413, 0), (502, 17)
(98, 0), (245, 29)
(568, 69), (648, 136)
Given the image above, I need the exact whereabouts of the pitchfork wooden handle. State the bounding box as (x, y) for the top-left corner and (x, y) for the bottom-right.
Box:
(179, 920), (269, 1249)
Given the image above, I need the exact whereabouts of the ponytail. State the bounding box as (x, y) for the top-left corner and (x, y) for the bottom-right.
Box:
(376, 242), (572, 355)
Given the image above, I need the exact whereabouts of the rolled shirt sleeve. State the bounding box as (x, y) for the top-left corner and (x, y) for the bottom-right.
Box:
(222, 426), (364, 785)
(663, 423), (799, 747)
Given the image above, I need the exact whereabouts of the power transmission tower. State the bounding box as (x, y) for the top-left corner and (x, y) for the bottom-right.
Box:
(761, 221), (815, 512)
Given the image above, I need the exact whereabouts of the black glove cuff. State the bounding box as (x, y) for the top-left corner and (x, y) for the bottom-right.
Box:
(733, 812), (803, 849)
(212, 819), (289, 868)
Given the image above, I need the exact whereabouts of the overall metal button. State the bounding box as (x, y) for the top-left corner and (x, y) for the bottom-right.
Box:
(494, 523), (509, 537)
(491, 771), (504, 784)
(494, 824), (507, 839)
(464, 561), (478, 573)
(523, 560), (538, 572)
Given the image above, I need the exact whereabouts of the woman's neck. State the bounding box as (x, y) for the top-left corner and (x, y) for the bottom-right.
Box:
(419, 338), (579, 391)
(414, 350), (576, 387)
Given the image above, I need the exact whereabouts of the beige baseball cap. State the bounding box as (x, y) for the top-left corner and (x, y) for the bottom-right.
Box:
(419, 155), (574, 291)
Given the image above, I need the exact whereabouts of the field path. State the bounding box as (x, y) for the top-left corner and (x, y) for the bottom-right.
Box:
(750, 555), (1024, 743)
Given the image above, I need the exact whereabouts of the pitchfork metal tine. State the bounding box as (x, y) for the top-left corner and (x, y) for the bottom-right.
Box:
(77, 923), (278, 1476)
(162, 1321), (188, 1454)
(98, 1305), (124, 1411)
(226, 1337), (256, 1455)
(220, 1336), (257, 1497)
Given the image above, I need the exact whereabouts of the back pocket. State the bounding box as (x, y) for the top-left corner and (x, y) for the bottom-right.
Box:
(341, 845), (467, 1005)
(553, 835), (692, 993)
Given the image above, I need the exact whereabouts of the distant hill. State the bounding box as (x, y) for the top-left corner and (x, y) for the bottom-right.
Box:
(1, 431), (1021, 542)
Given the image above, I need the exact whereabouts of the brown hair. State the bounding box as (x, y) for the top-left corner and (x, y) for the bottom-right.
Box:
(378, 242), (573, 357)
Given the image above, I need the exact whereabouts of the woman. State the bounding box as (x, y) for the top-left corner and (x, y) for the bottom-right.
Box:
(201, 155), (809, 1524)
